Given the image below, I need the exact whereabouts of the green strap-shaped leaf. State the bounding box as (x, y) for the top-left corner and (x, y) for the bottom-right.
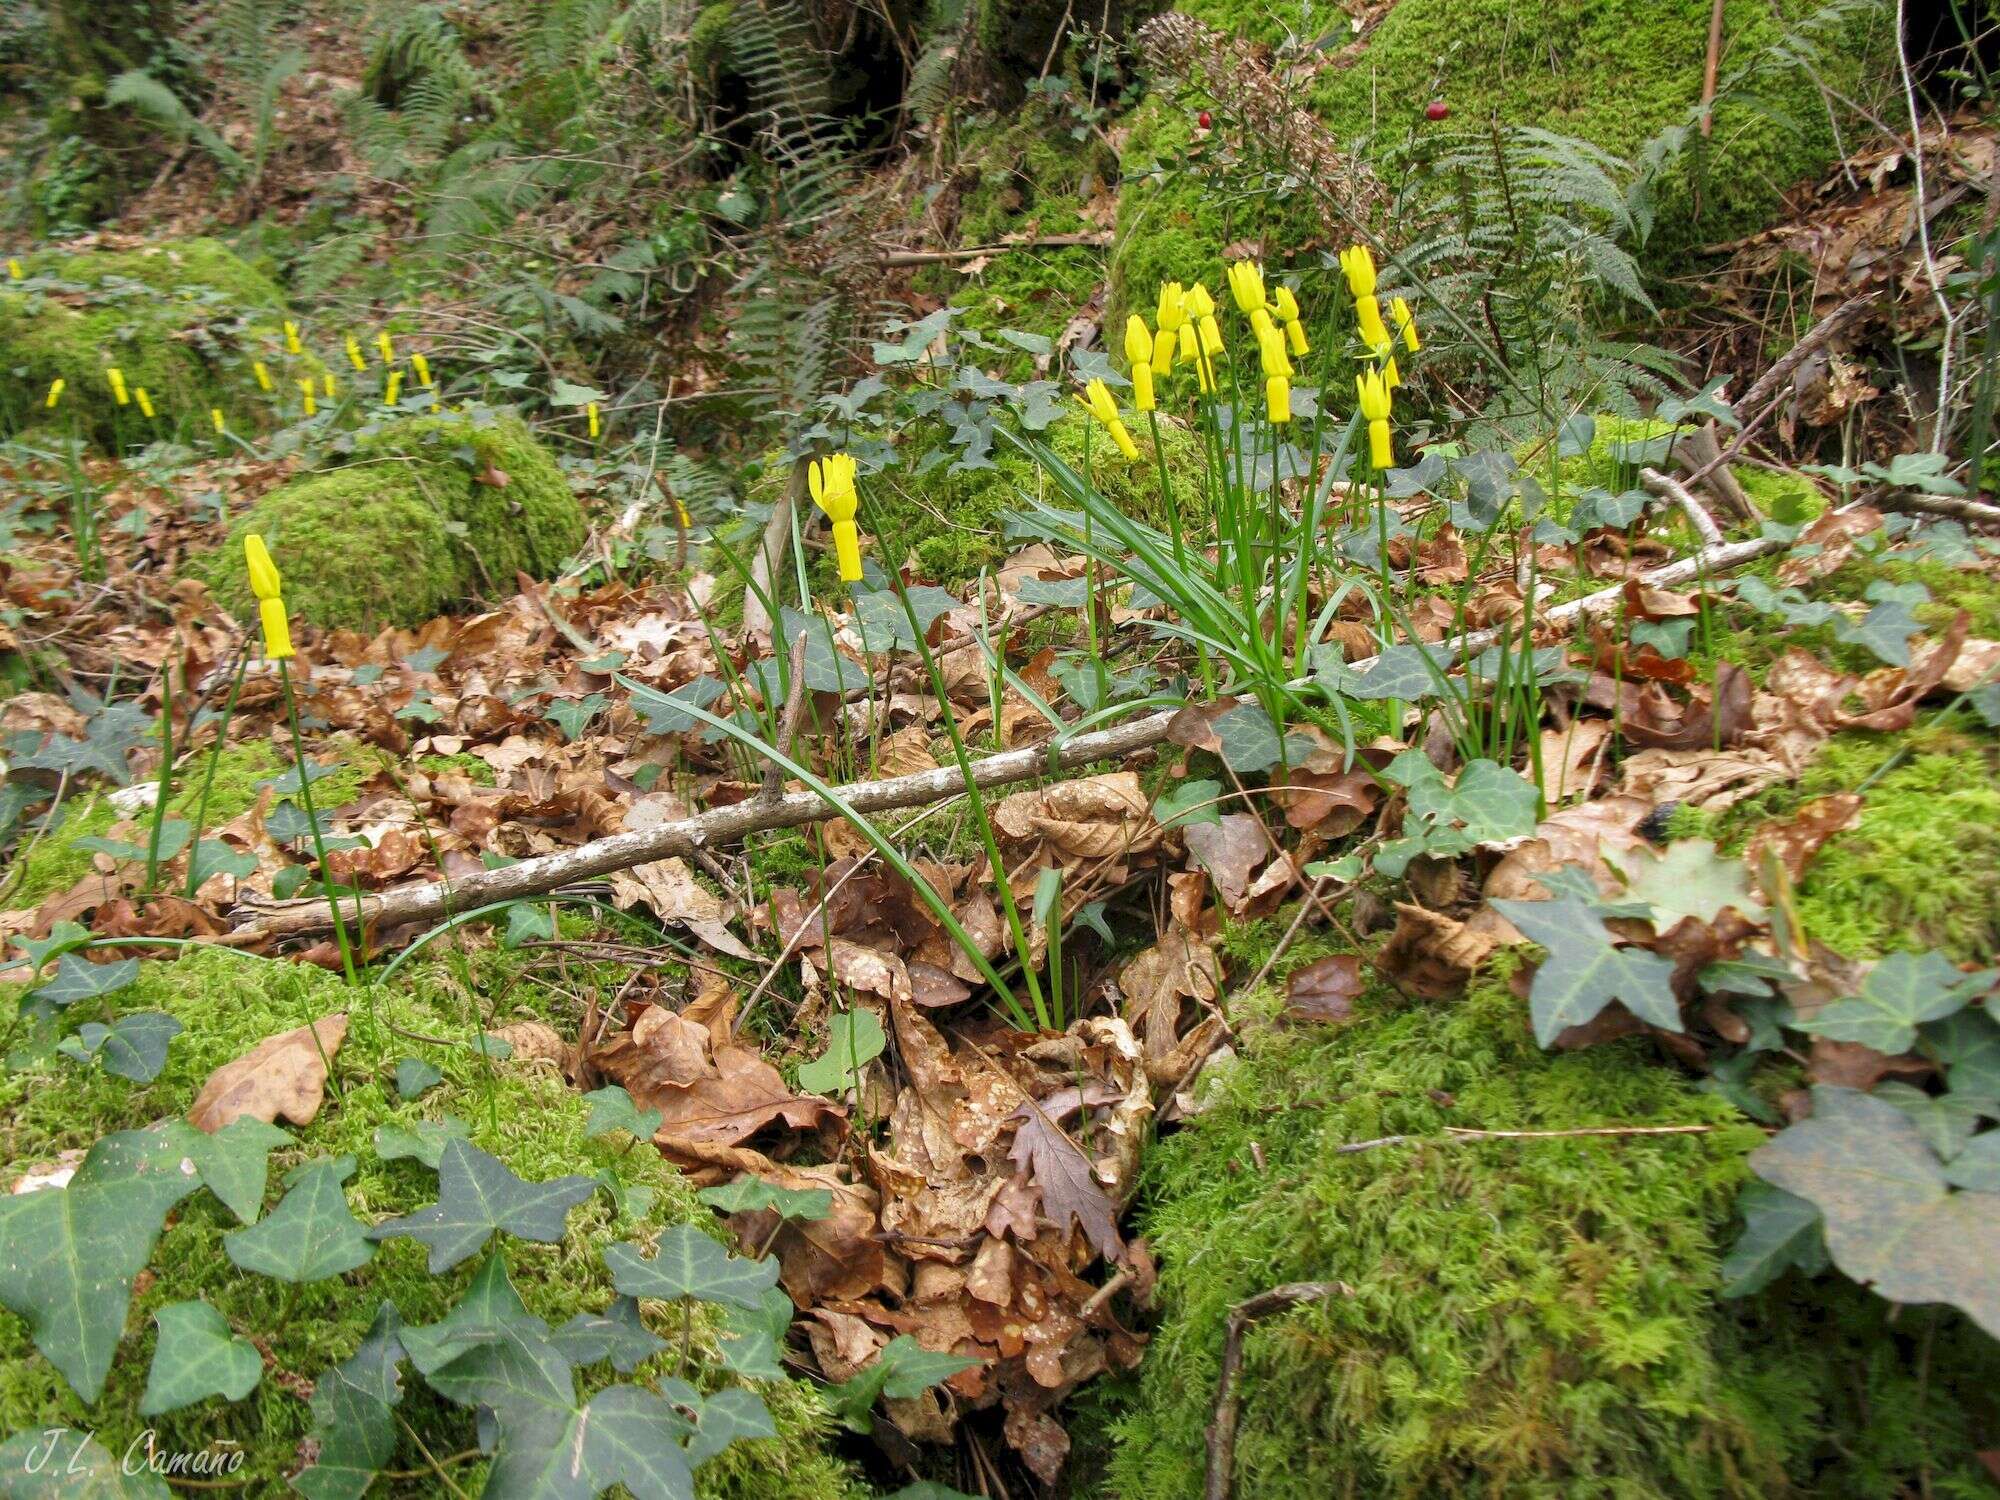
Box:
(368, 1139), (597, 1272)
(605, 1225), (780, 1311)
(139, 1300), (262, 1415)
(1752, 1087), (2000, 1337)
(483, 1385), (695, 1500)
(225, 1156), (374, 1283)
(1492, 897), (1682, 1047)
(292, 1302), (404, 1500)
(0, 1429), (168, 1498)
(0, 1127), (202, 1402)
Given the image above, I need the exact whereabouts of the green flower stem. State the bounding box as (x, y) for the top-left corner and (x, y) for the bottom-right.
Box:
(143, 657), (175, 896)
(277, 657), (362, 990)
(183, 645), (250, 896)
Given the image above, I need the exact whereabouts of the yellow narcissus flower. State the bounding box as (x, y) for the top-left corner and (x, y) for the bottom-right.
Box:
(411, 353), (433, 388)
(6, 258), (21, 280)
(1356, 368), (1394, 469)
(1382, 355), (1401, 390)
(1125, 315), (1157, 413)
(44, 378), (63, 408)
(1355, 294), (1392, 355)
(809, 453), (863, 582)
(346, 336), (367, 372)
(1258, 324), (1293, 425)
(253, 360), (273, 392)
(1178, 323), (1197, 364)
(135, 387), (155, 419)
(586, 401), (601, 439)
(1185, 283), (1224, 358)
(1226, 259), (1266, 314)
(1339, 245), (1377, 299)
(376, 331), (395, 365)
(259, 598), (294, 659)
(283, 320), (302, 355)
(1272, 285), (1309, 357)
(106, 367), (129, 406)
(1258, 324), (1293, 380)
(1080, 378), (1140, 460)
(244, 533), (298, 660)
(1153, 283), (1185, 375)
(1250, 306), (1276, 343)
(211, 408), (226, 433)
(385, 370), (403, 406)
(298, 378), (317, 417)
(1391, 295), (1421, 352)
(322, 372), (336, 399)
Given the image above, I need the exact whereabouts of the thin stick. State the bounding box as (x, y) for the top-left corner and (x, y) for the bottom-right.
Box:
(1640, 467), (1725, 547)
(1205, 1282), (1348, 1500)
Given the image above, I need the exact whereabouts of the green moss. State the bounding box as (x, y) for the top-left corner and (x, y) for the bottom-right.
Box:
(689, 1), (739, 90)
(417, 751), (498, 786)
(1824, 553), (2000, 639)
(1300, 0), (1890, 249)
(0, 945), (865, 1499)
(0, 239), (311, 445)
(199, 412), (585, 630)
(1, 742), (369, 909)
(1100, 965), (1998, 1497)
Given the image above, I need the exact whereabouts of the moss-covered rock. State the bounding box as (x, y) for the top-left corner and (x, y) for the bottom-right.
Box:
(0, 238), (312, 445)
(1098, 967), (2000, 1497)
(200, 410), (586, 630)
(0, 945), (866, 1499)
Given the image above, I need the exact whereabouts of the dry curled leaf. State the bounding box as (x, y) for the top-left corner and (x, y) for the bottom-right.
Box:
(188, 1014), (348, 1133)
(1285, 954), (1363, 1023)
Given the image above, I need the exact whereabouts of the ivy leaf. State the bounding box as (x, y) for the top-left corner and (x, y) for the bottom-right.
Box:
(1380, 758), (1541, 878)
(717, 1288), (794, 1381)
(1945, 1132), (2000, 1192)
(853, 586), (960, 653)
(548, 1296), (666, 1374)
(1151, 777), (1221, 830)
(0, 1428), (168, 1497)
(585, 1085), (664, 1141)
(398, 1254), (574, 1417)
(1604, 839), (1764, 928)
(1337, 643), (1447, 702)
(605, 1225), (781, 1311)
(395, 1057), (443, 1099)
(1834, 599), (1920, 667)
(1874, 1081), (1994, 1160)
(484, 1385), (696, 1500)
(374, 1115), (471, 1171)
(181, 1116), (290, 1224)
(778, 607), (867, 694)
(502, 901), (556, 948)
(1209, 702), (1313, 774)
(1491, 898), (1683, 1047)
(32, 953), (139, 1006)
(74, 819), (190, 862)
(629, 675), (725, 734)
(1751, 1086), (2000, 1338)
(1719, 1181), (1827, 1297)
(0, 1126), (203, 1402)
(188, 838), (258, 885)
(684, 1387), (776, 1468)
(138, 1300), (262, 1415)
(698, 1179), (834, 1222)
(796, 1011), (886, 1096)
(293, 1302), (405, 1500)
(544, 693), (608, 742)
(1924, 1008), (2000, 1097)
(58, 1011), (182, 1081)
(825, 1336), (979, 1433)
(369, 1138), (596, 1272)
(225, 1156), (375, 1283)
(1793, 950), (1995, 1055)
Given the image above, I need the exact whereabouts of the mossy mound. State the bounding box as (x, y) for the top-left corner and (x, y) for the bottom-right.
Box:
(1, 741), (369, 910)
(0, 945), (865, 1500)
(0, 238), (317, 446)
(1100, 968), (2000, 1498)
(201, 411), (587, 630)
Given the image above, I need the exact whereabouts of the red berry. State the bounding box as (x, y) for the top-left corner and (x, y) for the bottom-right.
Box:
(1426, 99), (1450, 121)
(1197, 110), (1212, 130)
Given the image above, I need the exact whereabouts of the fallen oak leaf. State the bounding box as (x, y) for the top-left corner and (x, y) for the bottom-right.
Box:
(188, 1014), (348, 1133)
(1007, 1095), (1124, 1263)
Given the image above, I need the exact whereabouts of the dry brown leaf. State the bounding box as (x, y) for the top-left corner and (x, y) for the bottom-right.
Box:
(188, 1014), (348, 1133)
(1285, 954), (1363, 1023)
(1181, 814), (1267, 913)
(994, 772), (1161, 859)
(1746, 793), (1864, 891)
(1775, 506), (1883, 586)
(1537, 718), (1612, 803)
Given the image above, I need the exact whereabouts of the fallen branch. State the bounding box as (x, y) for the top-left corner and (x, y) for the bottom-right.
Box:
(229, 527), (1804, 941)
(1205, 1282), (1350, 1500)
(1336, 1122), (1722, 1155)
(876, 233), (1111, 268)
(1872, 487), (2000, 526)
(1639, 467), (1724, 547)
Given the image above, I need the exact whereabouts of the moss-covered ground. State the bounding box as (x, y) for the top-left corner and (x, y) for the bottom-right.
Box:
(1091, 963), (2000, 1498)
(0, 944), (865, 1499)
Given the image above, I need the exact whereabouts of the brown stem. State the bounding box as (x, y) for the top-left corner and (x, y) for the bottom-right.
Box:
(1205, 1282), (1348, 1500)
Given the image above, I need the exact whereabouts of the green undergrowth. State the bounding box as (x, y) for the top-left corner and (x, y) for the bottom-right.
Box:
(1, 741), (369, 910)
(197, 410), (586, 630)
(1099, 960), (2000, 1498)
(1678, 724), (2000, 963)
(0, 945), (864, 1499)
(0, 238), (320, 446)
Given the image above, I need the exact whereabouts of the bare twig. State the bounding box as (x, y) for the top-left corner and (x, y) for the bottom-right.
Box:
(1870, 488), (2000, 526)
(1205, 1282), (1350, 1500)
(1640, 467), (1725, 546)
(877, 233), (1110, 268)
(1334, 1122), (1722, 1156)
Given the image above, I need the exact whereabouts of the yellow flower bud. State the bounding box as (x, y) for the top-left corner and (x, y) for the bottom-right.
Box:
(322, 372), (336, 399)
(1391, 295), (1421, 352)
(258, 597), (294, 660)
(411, 352), (433, 388)
(107, 367), (129, 405)
(253, 360), (273, 392)
(284, 320), (302, 355)
(346, 336), (367, 371)
(1286, 317), (1310, 358)
(1258, 324), (1292, 380)
(1226, 259), (1266, 314)
(1178, 323), (1196, 363)
(1250, 306), (1276, 343)
(1357, 369), (1394, 469)
(1266, 375), (1291, 425)
(1339, 245), (1377, 299)
(1355, 295), (1392, 355)
(1078, 379), (1139, 459)
(211, 408), (226, 434)
(1184, 283), (1216, 321)
(586, 401), (600, 439)
(1272, 285), (1300, 324)
(244, 533), (283, 601)
(1382, 356), (1401, 390)
(45, 378), (63, 408)
(376, 331), (395, 365)
(135, 387), (155, 419)
(1198, 314), (1224, 358)
(298, 378), (317, 417)
(6, 259), (21, 280)
(385, 370), (403, 406)
(1125, 316), (1156, 412)
(1133, 362), (1155, 413)
(1156, 282), (1186, 332)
